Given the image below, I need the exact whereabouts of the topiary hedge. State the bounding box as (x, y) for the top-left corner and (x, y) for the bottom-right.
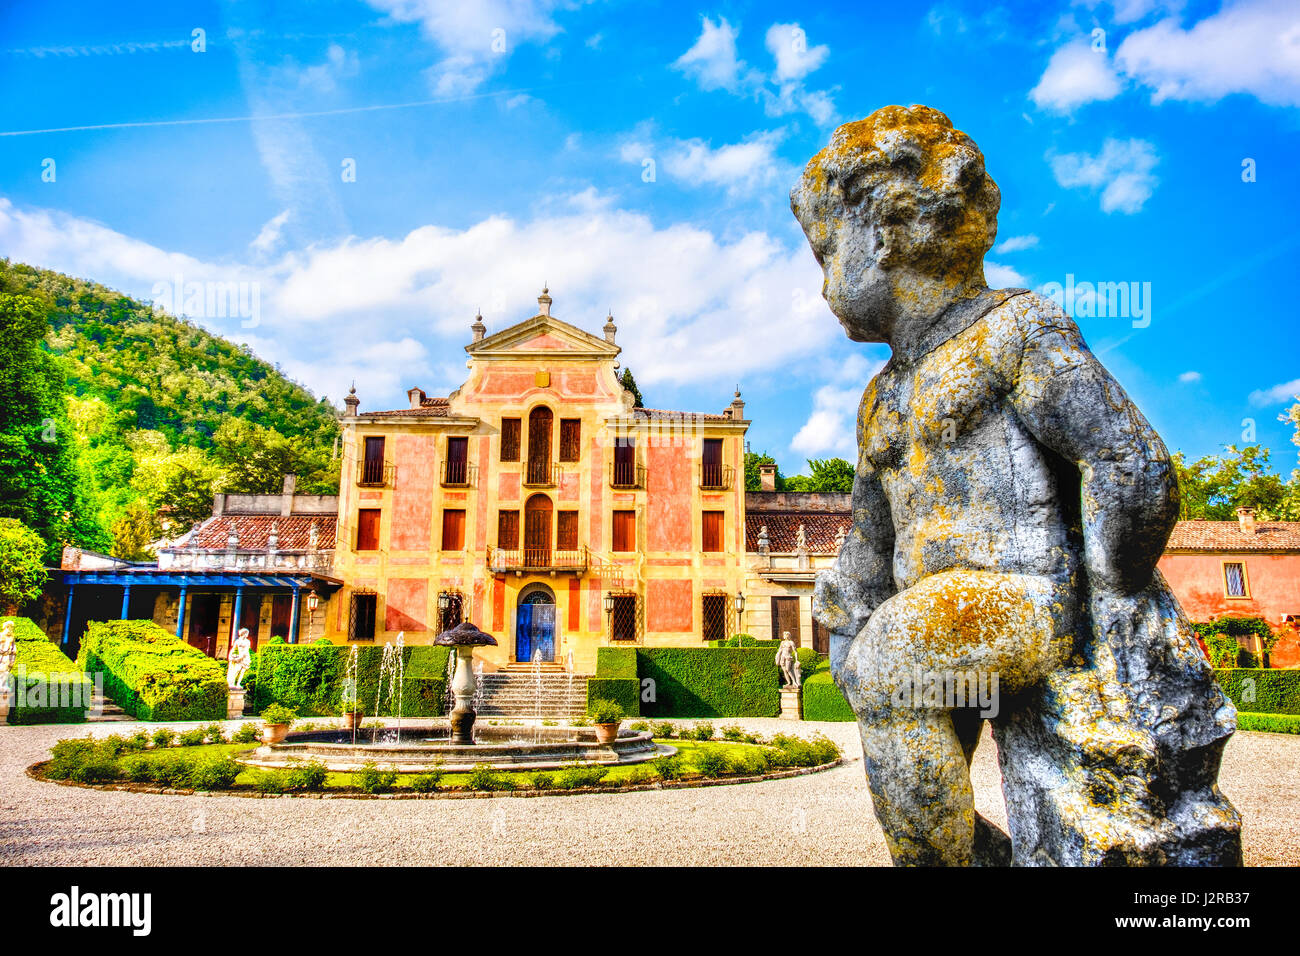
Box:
(802, 658), (855, 721)
(1213, 668), (1300, 715)
(249, 639), (450, 717)
(1236, 712), (1300, 734)
(586, 647), (640, 717)
(2, 616), (90, 724)
(78, 620), (227, 721)
(637, 648), (780, 718)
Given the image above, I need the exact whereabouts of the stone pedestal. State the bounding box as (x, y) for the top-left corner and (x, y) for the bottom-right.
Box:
(227, 687), (246, 720)
(780, 686), (802, 720)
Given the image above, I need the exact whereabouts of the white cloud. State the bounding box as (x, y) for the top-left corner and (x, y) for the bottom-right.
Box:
(994, 234), (1039, 254)
(250, 209), (292, 256)
(984, 261), (1028, 288)
(1048, 138), (1160, 213)
(281, 44), (360, 93)
(620, 128), (789, 197)
(1249, 377), (1300, 406)
(765, 22), (829, 82)
(1030, 40), (1122, 111)
(672, 16), (753, 92)
(1115, 0), (1300, 107)
(1073, 0), (1185, 25)
(0, 191), (830, 407)
(366, 0), (578, 95)
(790, 353), (883, 457)
(1178, 370), (1202, 383)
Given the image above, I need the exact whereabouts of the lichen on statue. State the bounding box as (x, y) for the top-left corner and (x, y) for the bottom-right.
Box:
(795, 104), (1241, 867)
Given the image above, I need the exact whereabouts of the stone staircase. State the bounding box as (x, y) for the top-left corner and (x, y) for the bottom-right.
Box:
(476, 668), (589, 718)
(88, 691), (134, 723)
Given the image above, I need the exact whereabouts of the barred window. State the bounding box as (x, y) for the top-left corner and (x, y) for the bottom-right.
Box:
(349, 592), (377, 641)
(610, 593), (638, 643)
(701, 593), (728, 643)
(438, 591), (464, 633)
(501, 418), (521, 461)
(1224, 562), (1248, 597)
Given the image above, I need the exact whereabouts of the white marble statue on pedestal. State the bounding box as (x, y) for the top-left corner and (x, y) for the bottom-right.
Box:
(775, 631), (801, 687)
(227, 627), (252, 689)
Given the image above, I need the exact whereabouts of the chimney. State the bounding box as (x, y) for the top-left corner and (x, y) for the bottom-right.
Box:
(759, 463), (777, 492)
(281, 474), (296, 516)
(407, 387), (426, 409)
(212, 493), (226, 516)
(603, 310), (617, 344)
(1237, 507), (1257, 535)
(538, 284), (552, 316)
(471, 310), (486, 343)
(729, 387), (745, 421)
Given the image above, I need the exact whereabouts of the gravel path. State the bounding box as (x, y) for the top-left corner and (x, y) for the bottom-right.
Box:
(0, 718), (1295, 866)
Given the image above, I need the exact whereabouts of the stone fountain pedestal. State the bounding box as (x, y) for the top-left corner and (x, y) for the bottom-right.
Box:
(449, 646), (477, 745)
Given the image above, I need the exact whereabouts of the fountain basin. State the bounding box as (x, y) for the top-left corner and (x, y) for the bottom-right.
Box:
(237, 723), (674, 773)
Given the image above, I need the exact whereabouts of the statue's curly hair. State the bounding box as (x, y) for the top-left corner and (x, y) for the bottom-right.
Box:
(791, 105), (1000, 281)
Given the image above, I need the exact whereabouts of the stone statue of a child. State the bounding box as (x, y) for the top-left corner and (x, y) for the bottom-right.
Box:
(227, 627), (252, 690)
(795, 105), (1240, 866)
(775, 632), (800, 687)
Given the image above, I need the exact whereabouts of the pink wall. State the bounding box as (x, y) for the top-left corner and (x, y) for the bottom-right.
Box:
(647, 444), (691, 552)
(648, 579), (693, 632)
(390, 434), (435, 550)
(385, 578), (427, 632)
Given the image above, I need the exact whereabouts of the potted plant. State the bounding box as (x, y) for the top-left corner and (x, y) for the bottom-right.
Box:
(589, 699), (625, 744)
(260, 703), (297, 744)
(338, 690), (363, 733)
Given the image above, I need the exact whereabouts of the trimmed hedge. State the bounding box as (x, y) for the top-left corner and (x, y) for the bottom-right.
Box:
(586, 647), (640, 717)
(249, 639), (451, 717)
(1213, 668), (1300, 716)
(637, 648), (781, 718)
(1237, 712), (1300, 735)
(2, 616), (90, 725)
(802, 658), (855, 721)
(78, 620), (227, 721)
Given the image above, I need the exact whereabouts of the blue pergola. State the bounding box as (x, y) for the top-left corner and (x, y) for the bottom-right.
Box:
(57, 569), (343, 648)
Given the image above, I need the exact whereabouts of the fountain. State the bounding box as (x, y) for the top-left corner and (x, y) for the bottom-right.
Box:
(239, 622), (672, 774)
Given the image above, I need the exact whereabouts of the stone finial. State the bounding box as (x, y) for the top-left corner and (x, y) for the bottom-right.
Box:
(308, 521), (319, 551)
(603, 309), (617, 344)
(729, 386), (745, 420)
(471, 309), (486, 343)
(538, 284), (552, 316)
(757, 525), (770, 556)
(343, 383), (360, 415)
(267, 521), (279, 552)
(226, 523), (239, 551)
(834, 525), (847, 551)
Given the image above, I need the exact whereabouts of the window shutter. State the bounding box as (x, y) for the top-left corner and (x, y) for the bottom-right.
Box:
(612, 510), (636, 552)
(356, 509), (381, 551)
(498, 510), (520, 549)
(702, 511), (724, 552)
(501, 418), (521, 461)
(557, 511), (579, 550)
(560, 419), (581, 461)
(442, 509), (466, 551)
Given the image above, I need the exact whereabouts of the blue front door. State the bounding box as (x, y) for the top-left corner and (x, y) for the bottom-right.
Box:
(516, 600), (556, 662)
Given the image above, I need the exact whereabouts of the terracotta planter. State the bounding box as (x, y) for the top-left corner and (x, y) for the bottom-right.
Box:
(263, 722), (291, 745)
(341, 711), (363, 733)
(594, 722), (620, 744)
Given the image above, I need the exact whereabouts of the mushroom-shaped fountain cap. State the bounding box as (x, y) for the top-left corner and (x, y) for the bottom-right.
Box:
(433, 621), (498, 647)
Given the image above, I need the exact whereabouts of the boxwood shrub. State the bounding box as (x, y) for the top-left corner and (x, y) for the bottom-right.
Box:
(1213, 668), (1300, 715)
(249, 639), (450, 717)
(1237, 712), (1300, 734)
(802, 658), (855, 722)
(77, 620), (226, 721)
(2, 616), (91, 725)
(585, 647), (639, 717)
(636, 648), (781, 718)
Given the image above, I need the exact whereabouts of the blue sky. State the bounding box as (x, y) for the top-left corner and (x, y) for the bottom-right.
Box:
(1, 0), (1298, 480)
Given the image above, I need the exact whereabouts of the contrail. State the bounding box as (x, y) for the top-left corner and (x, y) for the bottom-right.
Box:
(0, 83), (570, 137)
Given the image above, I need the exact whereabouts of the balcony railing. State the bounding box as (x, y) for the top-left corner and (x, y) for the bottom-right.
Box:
(610, 461), (645, 489)
(487, 546), (588, 574)
(357, 459), (395, 487)
(441, 459), (477, 488)
(523, 460), (561, 488)
(699, 463), (734, 491)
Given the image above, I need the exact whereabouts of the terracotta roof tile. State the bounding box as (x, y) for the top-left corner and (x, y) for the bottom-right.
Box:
(746, 512), (849, 554)
(184, 515), (336, 552)
(1165, 520), (1300, 552)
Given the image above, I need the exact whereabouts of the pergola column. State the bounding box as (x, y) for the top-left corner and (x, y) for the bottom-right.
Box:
(120, 583), (131, 620)
(231, 587), (244, 643)
(61, 584), (76, 647)
(175, 586), (188, 640)
(289, 587), (302, 645)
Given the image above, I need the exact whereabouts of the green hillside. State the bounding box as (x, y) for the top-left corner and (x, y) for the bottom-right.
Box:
(0, 259), (341, 561)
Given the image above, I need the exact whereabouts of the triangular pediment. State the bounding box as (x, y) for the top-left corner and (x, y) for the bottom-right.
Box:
(467, 313), (620, 359)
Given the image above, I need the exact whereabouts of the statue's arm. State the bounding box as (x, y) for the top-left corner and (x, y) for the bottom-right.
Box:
(1008, 301), (1178, 594)
(813, 455), (897, 643)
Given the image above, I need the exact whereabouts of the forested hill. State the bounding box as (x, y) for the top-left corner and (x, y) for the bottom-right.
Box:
(0, 259), (341, 561)
(3, 260), (339, 453)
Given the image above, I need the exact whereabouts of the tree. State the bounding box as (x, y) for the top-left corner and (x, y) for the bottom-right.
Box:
(744, 451), (785, 491)
(1172, 444), (1296, 520)
(785, 457), (855, 493)
(0, 518), (48, 613)
(619, 368), (644, 408)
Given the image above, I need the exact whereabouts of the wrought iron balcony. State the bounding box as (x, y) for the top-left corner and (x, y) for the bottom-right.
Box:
(523, 460), (561, 488)
(699, 463), (734, 491)
(357, 459), (395, 487)
(440, 459), (477, 488)
(487, 546), (588, 574)
(610, 461), (645, 489)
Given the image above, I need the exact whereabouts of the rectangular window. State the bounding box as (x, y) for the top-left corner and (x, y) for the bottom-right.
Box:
(361, 436), (386, 484)
(356, 509), (381, 551)
(812, 617), (830, 656)
(613, 437), (637, 486)
(350, 592), (377, 641)
(702, 593), (728, 643)
(445, 436), (468, 484)
(702, 438), (724, 488)
(559, 418), (581, 461)
(771, 596), (800, 646)
(442, 509), (466, 551)
(612, 510), (636, 552)
(610, 594), (637, 642)
(702, 510), (725, 552)
(498, 510), (520, 550)
(1224, 562), (1248, 597)
(557, 510), (579, 551)
(501, 418), (521, 461)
